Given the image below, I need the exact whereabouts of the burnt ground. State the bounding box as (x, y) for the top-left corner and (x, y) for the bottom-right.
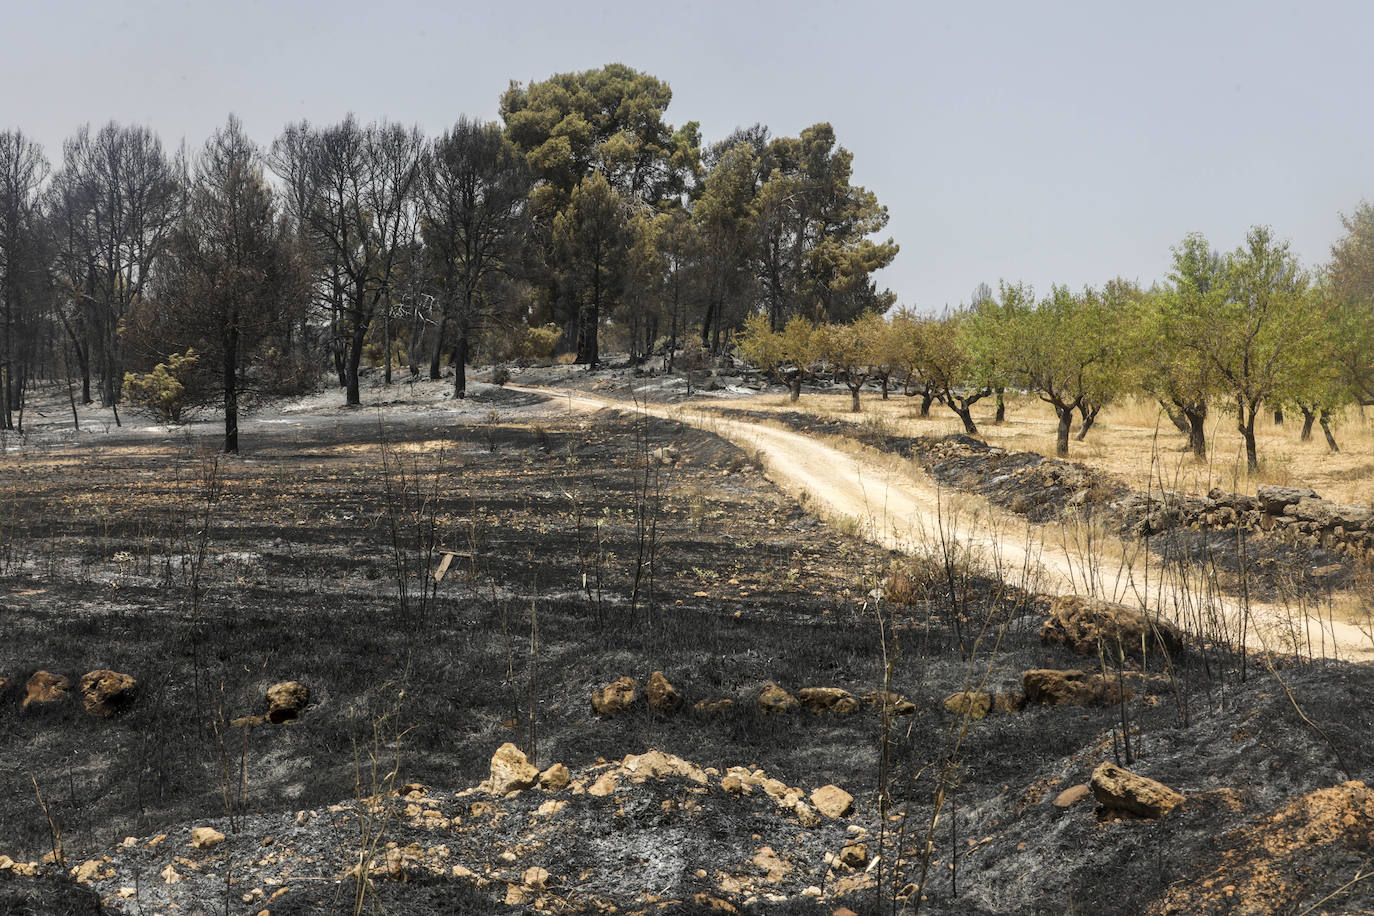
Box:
(0, 380), (1371, 914)
(709, 407), (1355, 603)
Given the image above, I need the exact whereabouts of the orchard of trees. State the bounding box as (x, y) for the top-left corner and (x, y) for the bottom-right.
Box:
(0, 64), (897, 451)
(1, 62), (1371, 473)
(739, 217), (1374, 472)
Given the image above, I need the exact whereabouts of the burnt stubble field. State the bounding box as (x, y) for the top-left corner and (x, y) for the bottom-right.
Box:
(1, 386), (1372, 915)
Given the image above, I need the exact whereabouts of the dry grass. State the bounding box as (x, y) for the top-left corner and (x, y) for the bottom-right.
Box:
(732, 390), (1374, 506)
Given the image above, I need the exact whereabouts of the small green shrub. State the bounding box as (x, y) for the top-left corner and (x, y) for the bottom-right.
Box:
(122, 350), (199, 423)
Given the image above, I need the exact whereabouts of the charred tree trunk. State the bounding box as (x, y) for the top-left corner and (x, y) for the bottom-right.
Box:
(1185, 407), (1207, 460)
(1299, 406), (1316, 441)
(1239, 398), (1259, 472)
(223, 324), (240, 454)
(994, 388), (1006, 424)
(452, 329), (468, 399)
(1161, 400), (1191, 434)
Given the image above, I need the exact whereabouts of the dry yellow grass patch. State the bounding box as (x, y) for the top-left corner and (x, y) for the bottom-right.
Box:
(726, 390), (1374, 506)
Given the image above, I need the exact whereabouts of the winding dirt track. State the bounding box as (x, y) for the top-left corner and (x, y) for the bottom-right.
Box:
(513, 385), (1373, 662)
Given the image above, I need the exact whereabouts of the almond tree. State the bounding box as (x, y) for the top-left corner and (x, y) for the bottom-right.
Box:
(999, 284), (1122, 457)
(1187, 226), (1313, 471)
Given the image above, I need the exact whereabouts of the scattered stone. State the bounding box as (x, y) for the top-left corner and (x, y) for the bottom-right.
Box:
(622, 749), (708, 784)
(22, 670), (72, 710)
(189, 826), (226, 850)
(588, 772), (618, 797)
(539, 763), (570, 791)
(752, 846), (789, 883)
(523, 865), (550, 888)
(489, 743), (540, 795)
(74, 859), (101, 883)
(693, 698), (734, 716)
(646, 671), (682, 712)
(79, 669), (137, 717)
(266, 681), (309, 723)
(993, 692), (1026, 713)
(943, 691), (992, 719)
(1090, 761), (1185, 819)
(1023, 669), (1131, 707)
(864, 690), (916, 715)
(810, 785), (854, 819)
(591, 676), (638, 715)
(162, 863), (182, 884)
(839, 843), (868, 868)
(797, 687), (860, 715)
(757, 682), (799, 714)
(1042, 595), (1183, 657)
(1053, 784), (1092, 808)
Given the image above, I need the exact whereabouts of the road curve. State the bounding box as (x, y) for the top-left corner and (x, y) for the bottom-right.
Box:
(511, 384), (1373, 662)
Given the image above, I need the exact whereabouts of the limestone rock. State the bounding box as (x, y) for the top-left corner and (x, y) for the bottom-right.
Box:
(1053, 784), (1092, 808)
(1090, 761), (1185, 818)
(1257, 484), (1319, 514)
(489, 743), (540, 795)
(839, 843), (868, 868)
(266, 681), (309, 723)
(993, 692), (1025, 713)
(943, 691), (992, 719)
(864, 690), (916, 716)
(797, 687), (860, 716)
(79, 669), (137, 717)
(1023, 669), (1131, 707)
(621, 749), (707, 784)
(588, 771), (618, 796)
(22, 670), (72, 710)
(810, 785), (854, 819)
(1042, 595), (1183, 657)
(693, 698), (734, 716)
(523, 866), (549, 888)
(190, 826), (226, 850)
(757, 682), (798, 714)
(645, 671), (681, 712)
(539, 763), (570, 791)
(591, 676), (638, 716)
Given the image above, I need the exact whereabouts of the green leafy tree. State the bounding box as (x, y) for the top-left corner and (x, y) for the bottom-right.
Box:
(1187, 226), (1314, 471)
(1000, 284), (1121, 457)
(815, 319), (875, 412)
(552, 173), (628, 367)
(737, 312), (820, 402)
(1138, 233), (1226, 459)
(1327, 201), (1374, 406)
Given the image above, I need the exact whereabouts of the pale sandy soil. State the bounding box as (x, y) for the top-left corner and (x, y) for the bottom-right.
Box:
(512, 384), (1374, 662)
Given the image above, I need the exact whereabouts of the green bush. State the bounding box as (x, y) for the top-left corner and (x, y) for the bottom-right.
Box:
(122, 350), (199, 423)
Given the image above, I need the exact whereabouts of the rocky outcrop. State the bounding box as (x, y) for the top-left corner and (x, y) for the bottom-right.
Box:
(489, 743), (540, 795)
(79, 669), (136, 717)
(797, 687), (860, 716)
(864, 690), (916, 716)
(266, 681), (309, 723)
(591, 676), (638, 716)
(188, 827), (226, 850)
(645, 671), (681, 713)
(1090, 762), (1185, 818)
(942, 691), (992, 719)
(1042, 595), (1183, 657)
(810, 785), (854, 819)
(1023, 669), (1131, 707)
(757, 682), (799, 714)
(22, 671), (72, 710)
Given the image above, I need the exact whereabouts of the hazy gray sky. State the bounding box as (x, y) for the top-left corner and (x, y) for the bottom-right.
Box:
(5, 0), (1370, 309)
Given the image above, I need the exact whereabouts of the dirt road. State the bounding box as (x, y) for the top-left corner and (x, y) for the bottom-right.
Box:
(513, 384), (1374, 662)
